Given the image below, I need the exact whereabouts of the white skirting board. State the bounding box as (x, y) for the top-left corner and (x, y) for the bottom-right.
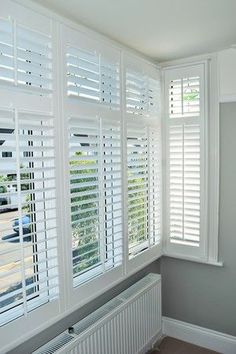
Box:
(162, 317), (236, 354)
(219, 94), (236, 103)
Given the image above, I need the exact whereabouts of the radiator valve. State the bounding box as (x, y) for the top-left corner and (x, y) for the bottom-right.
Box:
(68, 326), (75, 334)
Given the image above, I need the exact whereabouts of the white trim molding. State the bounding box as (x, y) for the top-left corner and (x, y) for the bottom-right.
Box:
(162, 253), (223, 267)
(219, 94), (236, 103)
(162, 317), (236, 354)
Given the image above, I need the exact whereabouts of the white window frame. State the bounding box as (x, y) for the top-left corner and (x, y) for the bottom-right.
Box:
(162, 56), (221, 266)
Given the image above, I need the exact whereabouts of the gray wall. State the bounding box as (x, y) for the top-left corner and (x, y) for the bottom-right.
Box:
(9, 260), (161, 354)
(161, 102), (236, 336)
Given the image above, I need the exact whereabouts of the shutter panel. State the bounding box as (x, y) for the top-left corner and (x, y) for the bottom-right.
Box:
(127, 121), (161, 258)
(126, 69), (160, 117)
(102, 119), (123, 270)
(165, 64), (206, 258)
(0, 109), (58, 326)
(0, 18), (52, 94)
(125, 57), (161, 261)
(0, 3), (59, 333)
(127, 122), (148, 256)
(16, 25), (52, 94)
(169, 123), (200, 245)
(66, 41), (120, 109)
(169, 76), (200, 118)
(68, 115), (122, 286)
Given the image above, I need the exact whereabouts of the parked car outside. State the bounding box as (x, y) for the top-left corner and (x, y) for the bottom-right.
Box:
(12, 215), (31, 241)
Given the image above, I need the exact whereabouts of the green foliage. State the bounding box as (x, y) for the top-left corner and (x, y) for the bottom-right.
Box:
(70, 150), (100, 274)
(128, 174), (146, 247)
(71, 147), (147, 272)
(0, 175), (9, 193)
(183, 90), (199, 102)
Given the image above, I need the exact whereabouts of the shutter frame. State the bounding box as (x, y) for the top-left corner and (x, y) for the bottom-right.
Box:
(164, 63), (208, 259)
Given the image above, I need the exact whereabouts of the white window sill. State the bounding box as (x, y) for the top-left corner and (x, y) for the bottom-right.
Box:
(162, 252), (224, 267)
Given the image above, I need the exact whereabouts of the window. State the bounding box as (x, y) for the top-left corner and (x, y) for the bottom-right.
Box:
(68, 115), (122, 286)
(0, 2), (221, 353)
(165, 65), (205, 258)
(164, 62), (219, 262)
(0, 8), (57, 318)
(0, 2), (60, 351)
(0, 2), (163, 351)
(61, 29), (162, 306)
(62, 26), (127, 306)
(124, 58), (162, 272)
(127, 122), (161, 257)
(0, 110), (58, 325)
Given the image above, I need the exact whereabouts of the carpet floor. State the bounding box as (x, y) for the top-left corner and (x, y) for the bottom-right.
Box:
(147, 336), (220, 354)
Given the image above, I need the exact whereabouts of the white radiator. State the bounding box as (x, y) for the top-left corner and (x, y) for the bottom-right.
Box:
(34, 273), (162, 354)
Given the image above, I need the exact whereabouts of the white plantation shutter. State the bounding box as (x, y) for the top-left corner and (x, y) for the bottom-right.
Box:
(124, 56), (162, 263)
(169, 76), (201, 118)
(68, 115), (122, 286)
(149, 127), (161, 246)
(0, 18), (14, 84)
(16, 25), (52, 94)
(62, 25), (124, 296)
(66, 47), (100, 102)
(0, 109), (58, 326)
(127, 122), (161, 257)
(0, 3), (60, 345)
(0, 18), (52, 94)
(127, 122), (149, 255)
(165, 63), (207, 258)
(65, 29), (120, 109)
(126, 69), (160, 117)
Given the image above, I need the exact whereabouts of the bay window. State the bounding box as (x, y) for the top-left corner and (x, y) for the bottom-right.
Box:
(0, 1), (219, 352)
